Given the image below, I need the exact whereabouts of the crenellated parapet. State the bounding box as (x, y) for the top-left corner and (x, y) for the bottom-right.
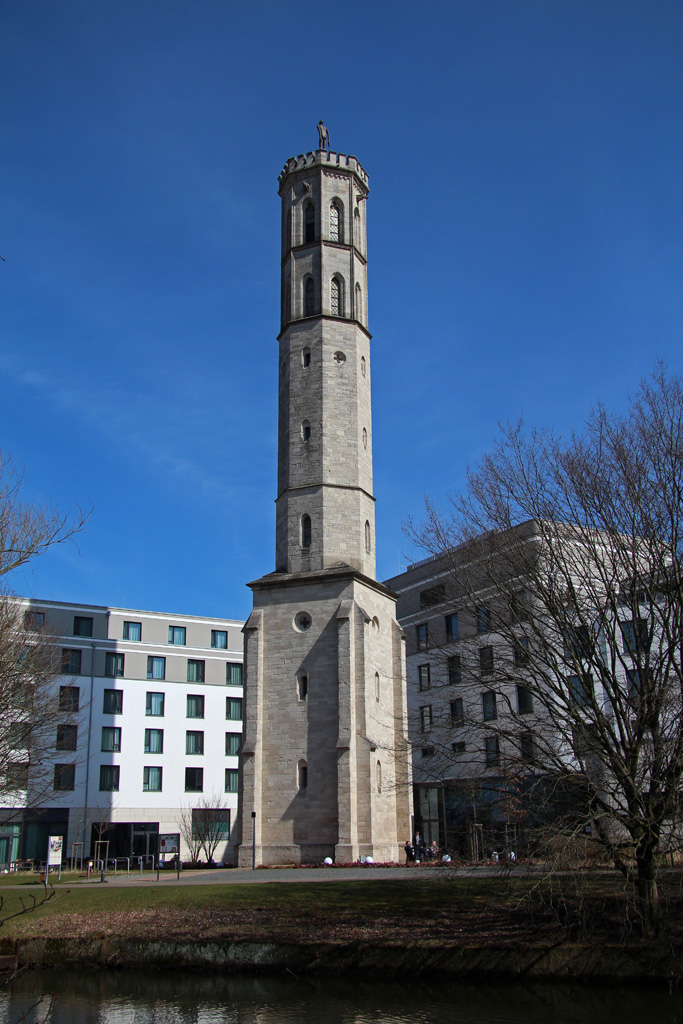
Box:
(279, 150), (369, 193)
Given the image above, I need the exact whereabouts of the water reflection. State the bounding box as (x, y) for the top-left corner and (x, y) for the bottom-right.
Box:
(1, 970), (681, 1024)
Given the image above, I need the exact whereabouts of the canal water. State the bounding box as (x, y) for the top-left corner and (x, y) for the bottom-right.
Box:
(1, 971), (682, 1024)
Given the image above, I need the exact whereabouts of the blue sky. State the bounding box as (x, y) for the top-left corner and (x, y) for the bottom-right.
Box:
(2, 0), (681, 621)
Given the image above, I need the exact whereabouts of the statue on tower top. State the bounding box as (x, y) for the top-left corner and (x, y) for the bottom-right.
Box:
(317, 120), (330, 151)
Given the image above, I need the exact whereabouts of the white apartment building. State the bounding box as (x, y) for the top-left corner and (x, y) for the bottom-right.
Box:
(0, 600), (244, 867)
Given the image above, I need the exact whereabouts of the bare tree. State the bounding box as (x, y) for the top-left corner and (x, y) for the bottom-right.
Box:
(0, 451), (88, 816)
(404, 367), (683, 932)
(179, 795), (231, 865)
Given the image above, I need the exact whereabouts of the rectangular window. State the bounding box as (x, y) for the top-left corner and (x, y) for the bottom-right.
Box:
(564, 625), (591, 661)
(479, 646), (494, 676)
(510, 590), (528, 622)
(567, 674), (593, 706)
(476, 606), (491, 633)
(516, 685), (533, 715)
(103, 689), (123, 715)
(24, 610), (45, 630)
(99, 764), (120, 791)
(482, 690), (497, 721)
(418, 664), (431, 691)
(514, 638), (529, 667)
(105, 652), (125, 678)
(185, 767), (203, 792)
(191, 807), (231, 838)
(147, 656), (166, 680)
(146, 692), (165, 717)
(226, 663), (243, 686)
(187, 659), (205, 683)
(186, 730), (204, 755)
(445, 613), (459, 642)
(421, 747), (435, 758)
(54, 763), (75, 791)
(73, 616), (93, 638)
(620, 619), (648, 656)
(448, 655), (462, 685)
(520, 731), (536, 763)
(211, 630), (228, 649)
(101, 726), (121, 752)
(168, 625), (186, 645)
(450, 697), (464, 727)
(627, 669), (641, 703)
(484, 736), (500, 767)
(8, 722), (30, 749)
(416, 623), (429, 651)
(452, 741), (466, 754)
(187, 694), (205, 719)
(6, 762), (29, 790)
(59, 685), (80, 712)
(226, 697), (243, 720)
(61, 649), (82, 675)
(420, 705), (433, 733)
(123, 620), (142, 641)
(144, 728), (164, 754)
(56, 724), (77, 751)
(225, 768), (239, 793)
(420, 584), (445, 609)
(143, 766), (162, 792)
(225, 732), (241, 756)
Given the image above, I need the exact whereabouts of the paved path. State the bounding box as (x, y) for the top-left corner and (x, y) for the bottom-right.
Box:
(2, 863), (534, 889)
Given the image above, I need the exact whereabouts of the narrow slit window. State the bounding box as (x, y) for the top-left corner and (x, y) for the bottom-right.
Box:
(301, 514), (312, 548)
(305, 277), (315, 316)
(330, 200), (340, 242)
(331, 276), (343, 316)
(304, 201), (315, 243)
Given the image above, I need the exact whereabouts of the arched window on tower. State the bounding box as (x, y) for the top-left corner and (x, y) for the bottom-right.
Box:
(355, 282), (362, 322)
(304, 277), (315, 317)
(330, 200), (343, 243)
(354, 207), (361, 248)
(298, 760), (308, 791)
(301, 514), (312, 548)
(365, 520), (371, 553)
(376, 760), (382, 794)
(331, 276), (344, 317)
(304, 201), (315, 244)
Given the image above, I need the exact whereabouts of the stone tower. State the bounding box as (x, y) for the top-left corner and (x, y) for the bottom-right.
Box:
(236, 141), (412, 867)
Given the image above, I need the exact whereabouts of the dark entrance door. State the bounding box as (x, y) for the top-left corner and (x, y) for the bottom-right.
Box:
(132, 822), (159, 862)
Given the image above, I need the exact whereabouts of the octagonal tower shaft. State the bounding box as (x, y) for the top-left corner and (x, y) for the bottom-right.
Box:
(276, 151), (375, 578)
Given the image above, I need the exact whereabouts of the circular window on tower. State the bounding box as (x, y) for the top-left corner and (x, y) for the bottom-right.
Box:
(333, 351), (346, 364)
(294, 611), (312, 632)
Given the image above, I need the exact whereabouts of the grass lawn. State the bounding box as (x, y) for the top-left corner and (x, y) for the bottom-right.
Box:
(2, 875), (683, 947)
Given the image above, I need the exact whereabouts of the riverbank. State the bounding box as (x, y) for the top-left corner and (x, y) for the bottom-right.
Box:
(1, 872), (682, 984)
